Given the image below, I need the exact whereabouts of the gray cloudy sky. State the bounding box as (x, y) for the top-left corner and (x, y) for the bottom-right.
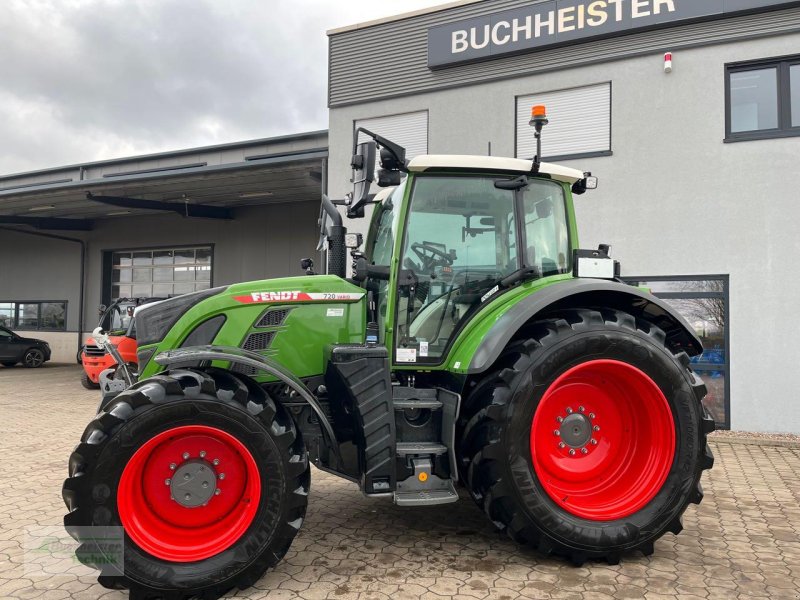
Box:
(0, 0), (443, 175)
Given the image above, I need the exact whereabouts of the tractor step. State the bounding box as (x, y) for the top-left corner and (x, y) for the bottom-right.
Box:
(394, 486), (459, 506)
(394, 457), (459, 506)
(394, 398), (443, 409)
(396, 442), (448, 456)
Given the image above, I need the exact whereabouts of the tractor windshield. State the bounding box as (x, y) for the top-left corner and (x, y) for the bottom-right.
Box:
(395, 175), (569, 362)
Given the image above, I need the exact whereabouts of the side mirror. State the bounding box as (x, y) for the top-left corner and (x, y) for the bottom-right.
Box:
(350, 141), (376, 216)
(98, 304), (107, 315)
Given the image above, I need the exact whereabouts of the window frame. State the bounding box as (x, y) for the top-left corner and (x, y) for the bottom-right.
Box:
(622, 274), (730, 430)
(514, 81), (613, 162)
(101, 243), (215, 307)
(725, 53), (800, 142)
(0, 300), (68, 331)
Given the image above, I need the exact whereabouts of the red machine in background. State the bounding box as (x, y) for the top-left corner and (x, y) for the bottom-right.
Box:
(80, 298), (163, 389)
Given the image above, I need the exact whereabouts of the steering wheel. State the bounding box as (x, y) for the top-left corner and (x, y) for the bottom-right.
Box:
(411, 242), (454, 272)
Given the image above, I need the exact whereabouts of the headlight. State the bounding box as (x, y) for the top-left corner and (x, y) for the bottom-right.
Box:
(136, 287), (225, 347)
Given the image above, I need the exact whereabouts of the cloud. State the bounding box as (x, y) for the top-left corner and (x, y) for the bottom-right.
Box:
(0, 0), (441, 174)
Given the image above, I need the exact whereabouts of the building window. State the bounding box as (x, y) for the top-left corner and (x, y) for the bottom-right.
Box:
(516, 82), (611, 161)
(355, 110), (429, 162)
(623, 276), (730, 429)
(0, 301), (67, 331)
(726, 54), (800, 141)
(108, 245), (213, 299)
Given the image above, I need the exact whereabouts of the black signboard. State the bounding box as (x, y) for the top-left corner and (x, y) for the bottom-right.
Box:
(427, 0), (798, 68)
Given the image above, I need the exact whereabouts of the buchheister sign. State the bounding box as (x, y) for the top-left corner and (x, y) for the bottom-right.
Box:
(427, 0), (798, 68)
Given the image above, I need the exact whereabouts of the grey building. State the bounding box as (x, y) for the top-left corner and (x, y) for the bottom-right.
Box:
(0, 131), (327, 364)
(327, 0), (800, 432)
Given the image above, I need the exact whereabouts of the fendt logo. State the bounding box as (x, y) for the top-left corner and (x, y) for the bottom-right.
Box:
(251, 291), (301, 302)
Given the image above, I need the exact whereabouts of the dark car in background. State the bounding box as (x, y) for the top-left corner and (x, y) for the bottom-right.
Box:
(0, 326), (51, 368)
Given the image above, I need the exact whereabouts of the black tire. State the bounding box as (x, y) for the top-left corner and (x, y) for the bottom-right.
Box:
(81, 371), (100, 390)
(459, 308), (715, 565)
(23, 348), (45, 368)
(1, 361), (16, 367)
(62, 368), (310, 599)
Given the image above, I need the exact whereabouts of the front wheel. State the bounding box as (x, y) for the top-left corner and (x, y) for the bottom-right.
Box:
(459, 308), (715, 565)
(62, 368), (310, 599)
(80, 372), (100, 390)
(23, 348), (45, 368)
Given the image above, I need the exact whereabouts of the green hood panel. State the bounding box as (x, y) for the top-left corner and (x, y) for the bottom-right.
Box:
(139, 275), (366, 380)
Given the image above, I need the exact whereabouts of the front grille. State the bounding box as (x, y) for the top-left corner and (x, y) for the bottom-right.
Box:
(255, 308), (291, 328)
(83, 344), (106, 357)
(242, 331), (276, 352)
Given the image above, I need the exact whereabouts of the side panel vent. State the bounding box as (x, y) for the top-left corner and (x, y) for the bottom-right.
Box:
(255, 308), (291, 328)
(242, 331), (276, 352)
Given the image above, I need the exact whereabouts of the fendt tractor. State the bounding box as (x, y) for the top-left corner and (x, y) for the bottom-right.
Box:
(63, 107), (715, 600)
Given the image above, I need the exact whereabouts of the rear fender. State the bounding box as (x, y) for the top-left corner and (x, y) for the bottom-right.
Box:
(467, 279), (702, 374)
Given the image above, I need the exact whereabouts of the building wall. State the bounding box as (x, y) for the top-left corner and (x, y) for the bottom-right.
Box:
(328, 32), (800, 433)
(0, 200), (319, 362)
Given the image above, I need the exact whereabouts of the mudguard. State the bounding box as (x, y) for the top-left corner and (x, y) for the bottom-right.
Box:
(154, 345), (342, 466)
(468, 278), (702, 374)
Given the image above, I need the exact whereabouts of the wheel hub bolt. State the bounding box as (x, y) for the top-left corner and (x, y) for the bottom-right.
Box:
(581, 448), (588, 455)
(579, 406), (585, 412)
(182, 452), (190, 460)
(591, 439), (598, 445)
(215, 489), (221, 495)
(213, 458), (220, 466)
(553, 430), (560, 436)
(556, 416), (564, 423)
(164, 478), (171, 485)
(593, 425), (600, 432)
(589, 413), (595, 420)
(566, 407), (573, 414)
(218, 473), (225, 480)
(199, 451), (206, 458)
(169, 463), (176, 470)
(558, 442), (566, 449)
(569, 449), (576, 456)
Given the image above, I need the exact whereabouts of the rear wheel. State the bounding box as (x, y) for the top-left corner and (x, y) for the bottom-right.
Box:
(81, 372), (100, 390)
(63, 368), (309, 599)
(459, 308), (715, 564)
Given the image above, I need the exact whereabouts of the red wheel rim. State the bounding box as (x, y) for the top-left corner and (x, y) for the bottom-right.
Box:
(530, 360), (675, 521)
(117, 425), (261, 562)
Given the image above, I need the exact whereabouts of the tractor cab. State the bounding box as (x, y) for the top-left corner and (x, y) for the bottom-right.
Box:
(358, 156), (582, 365)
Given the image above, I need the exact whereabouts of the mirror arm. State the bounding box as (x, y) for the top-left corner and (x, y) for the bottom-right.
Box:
(353, 127), (408, 171)
(321, 194), (342, 227)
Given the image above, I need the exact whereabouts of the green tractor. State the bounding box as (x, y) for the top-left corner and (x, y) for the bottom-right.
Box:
(63, 107), (714, 599)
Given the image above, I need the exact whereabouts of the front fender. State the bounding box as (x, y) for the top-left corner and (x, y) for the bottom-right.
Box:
(466, 279), (702, 374)
(153, 345), (341, 466)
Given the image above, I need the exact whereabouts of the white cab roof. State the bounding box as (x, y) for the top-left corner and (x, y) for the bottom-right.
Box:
(407, 155), (584, 184)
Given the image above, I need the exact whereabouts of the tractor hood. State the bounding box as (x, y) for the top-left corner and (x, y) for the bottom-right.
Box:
(137, 275), (368, 381)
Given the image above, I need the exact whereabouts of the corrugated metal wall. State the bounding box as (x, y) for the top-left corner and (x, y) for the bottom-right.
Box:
(329, 1), (800, 107)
